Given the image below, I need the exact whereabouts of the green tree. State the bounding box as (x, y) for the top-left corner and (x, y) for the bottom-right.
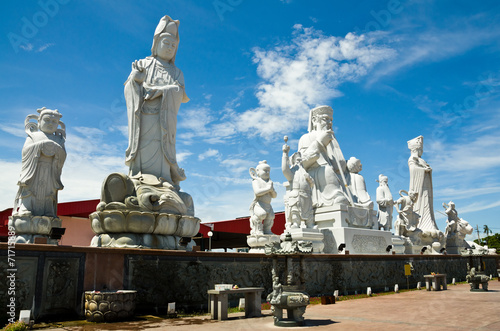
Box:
(474, 233), (500, 254)
(483, 225), (492, 246)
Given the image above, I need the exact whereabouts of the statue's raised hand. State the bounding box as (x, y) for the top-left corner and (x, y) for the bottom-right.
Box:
(318, 130), (334, 147)
(131, 60), (146, 83)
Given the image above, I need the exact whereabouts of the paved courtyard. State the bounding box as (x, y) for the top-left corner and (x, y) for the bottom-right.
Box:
(41, 280), (500, 330)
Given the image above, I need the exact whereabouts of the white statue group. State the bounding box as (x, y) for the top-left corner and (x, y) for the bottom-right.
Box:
(248, 106), (474, 254)
(8, 14), (474, 254)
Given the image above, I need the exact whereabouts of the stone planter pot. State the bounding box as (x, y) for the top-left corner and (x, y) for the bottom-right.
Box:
(84, 290), (137, 322)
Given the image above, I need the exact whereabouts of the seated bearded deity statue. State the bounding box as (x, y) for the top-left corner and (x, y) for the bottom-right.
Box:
(298, 106), (351, 208)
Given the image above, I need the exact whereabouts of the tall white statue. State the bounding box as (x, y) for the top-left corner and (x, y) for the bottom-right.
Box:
(376, 174), (393, 231)
(249, 161), (277, 235)
(89, 15), (200, 250)
(282, 139), (315, 229)
(346, 157), (373, 209)
(407, 135), (438, 231)
(125, 15), (189, 187)
(13, 107), (66, 217)
(298, 105), (351, 207)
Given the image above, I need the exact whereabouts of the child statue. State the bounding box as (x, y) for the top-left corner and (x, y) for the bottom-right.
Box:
(249, 161), (277, 235)
(13, 107), (66, 217)
(376, 174), (394, 231)
(282, 139), (316, 229)
(394, 190), (419, 237)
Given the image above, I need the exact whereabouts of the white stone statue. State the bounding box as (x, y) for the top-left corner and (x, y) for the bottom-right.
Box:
(407, 136), (438, 231)
(394, 190), (419, 237)
(282, 138), (315, 229)
(13, 107), (66, 217)
(249, 161), (277, 235)
(297, 105), (351, 207)
(346, 157), (373, 209)
(89, 15), (200, 250)
(125, 15), (189, 187)
(443, 201), (473, 243)
(376, 174), (393, 231)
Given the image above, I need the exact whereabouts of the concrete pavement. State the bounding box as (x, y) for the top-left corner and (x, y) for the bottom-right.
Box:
(40, 280), (500, 330)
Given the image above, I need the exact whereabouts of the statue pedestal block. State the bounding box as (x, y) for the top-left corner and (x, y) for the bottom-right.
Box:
(281, 228), (324, 253)
(8, 215), (62, 244)
(319, 227), (393, 254)
(89, 210), (200, 250)
(314, 204), (391, 254)
(247, 234), (280, 253)
(314, 204), (377, 229)
(391, 235), (406, 254)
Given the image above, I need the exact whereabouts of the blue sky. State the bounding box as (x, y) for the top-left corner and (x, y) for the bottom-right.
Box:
(1, 0), (499, 240)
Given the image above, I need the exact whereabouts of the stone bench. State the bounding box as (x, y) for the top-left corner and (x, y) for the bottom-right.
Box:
(424, 274), (447, 291)
(207, 287), (264, 321)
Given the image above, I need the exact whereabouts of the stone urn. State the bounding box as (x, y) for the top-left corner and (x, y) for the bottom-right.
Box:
(84, 290), (137, 322)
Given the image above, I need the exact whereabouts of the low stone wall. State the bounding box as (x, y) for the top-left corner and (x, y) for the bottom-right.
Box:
(1, 243), (498, 324)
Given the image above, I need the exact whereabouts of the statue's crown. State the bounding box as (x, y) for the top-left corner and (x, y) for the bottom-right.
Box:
(37, 107), (62, 119)
(407, 135), (423, 150)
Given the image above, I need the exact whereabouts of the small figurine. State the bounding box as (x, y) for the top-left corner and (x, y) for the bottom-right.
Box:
(249, 161), (277, 235)
(376, 174), (394, 231)
(347, 157), (373, 209)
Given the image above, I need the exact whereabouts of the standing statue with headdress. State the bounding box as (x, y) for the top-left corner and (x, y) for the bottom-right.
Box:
(298, 105), (351, 207)
(407, 136), (439, 231)
(89, 15), (200, 250)
(13, 108), (66, 217)
(376, 174), (393, 231)
(125, 14), (189, 190)
(9, 107), (66, 244)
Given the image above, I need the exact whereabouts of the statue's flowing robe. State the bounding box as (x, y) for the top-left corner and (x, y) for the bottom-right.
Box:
(14, 132), (66, 217)
(408, 156), (438, 231)
(298, 131), (350, 207)
(124, 57), (189, 185)
(376, 185), (393, 229)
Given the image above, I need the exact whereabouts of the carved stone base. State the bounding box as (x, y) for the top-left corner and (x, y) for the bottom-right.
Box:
(91, 233), (195, 250)
(391, 235), (406, 254)
(85, 290), (137, 322)
(247, 234), (280, 253)
(8, 215), (62, 244)
(314, 204), (377, 229)
(320, 227), (393, 254)
(89, 210), (200, 250)
(446, 237), (470, 254)
(281, 228), (324, 253)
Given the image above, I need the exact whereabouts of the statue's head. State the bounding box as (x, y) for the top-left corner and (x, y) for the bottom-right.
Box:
(151, 15), (180, 63)
(256, 160), (271, 180)
(408, 190), (418, 201)
(291, 152), (302, 165)
(378, 174), (388, 184)
(347, 157), (362, 173)
(308, 105), (333, 132)
(407, 135), (423, 157)
(448, 201), (455, 208)
(37, 107), (62, 134)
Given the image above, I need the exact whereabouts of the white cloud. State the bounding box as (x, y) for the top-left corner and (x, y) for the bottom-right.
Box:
(220, 158), (255, 175)
(0, 123), (26, 138)
(368, 17), (500, 84)
(236, 26), (395, 138)
(177, 151), (193, 163)
(198, 148), (220, 161)
(428, 132), (500, 173)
